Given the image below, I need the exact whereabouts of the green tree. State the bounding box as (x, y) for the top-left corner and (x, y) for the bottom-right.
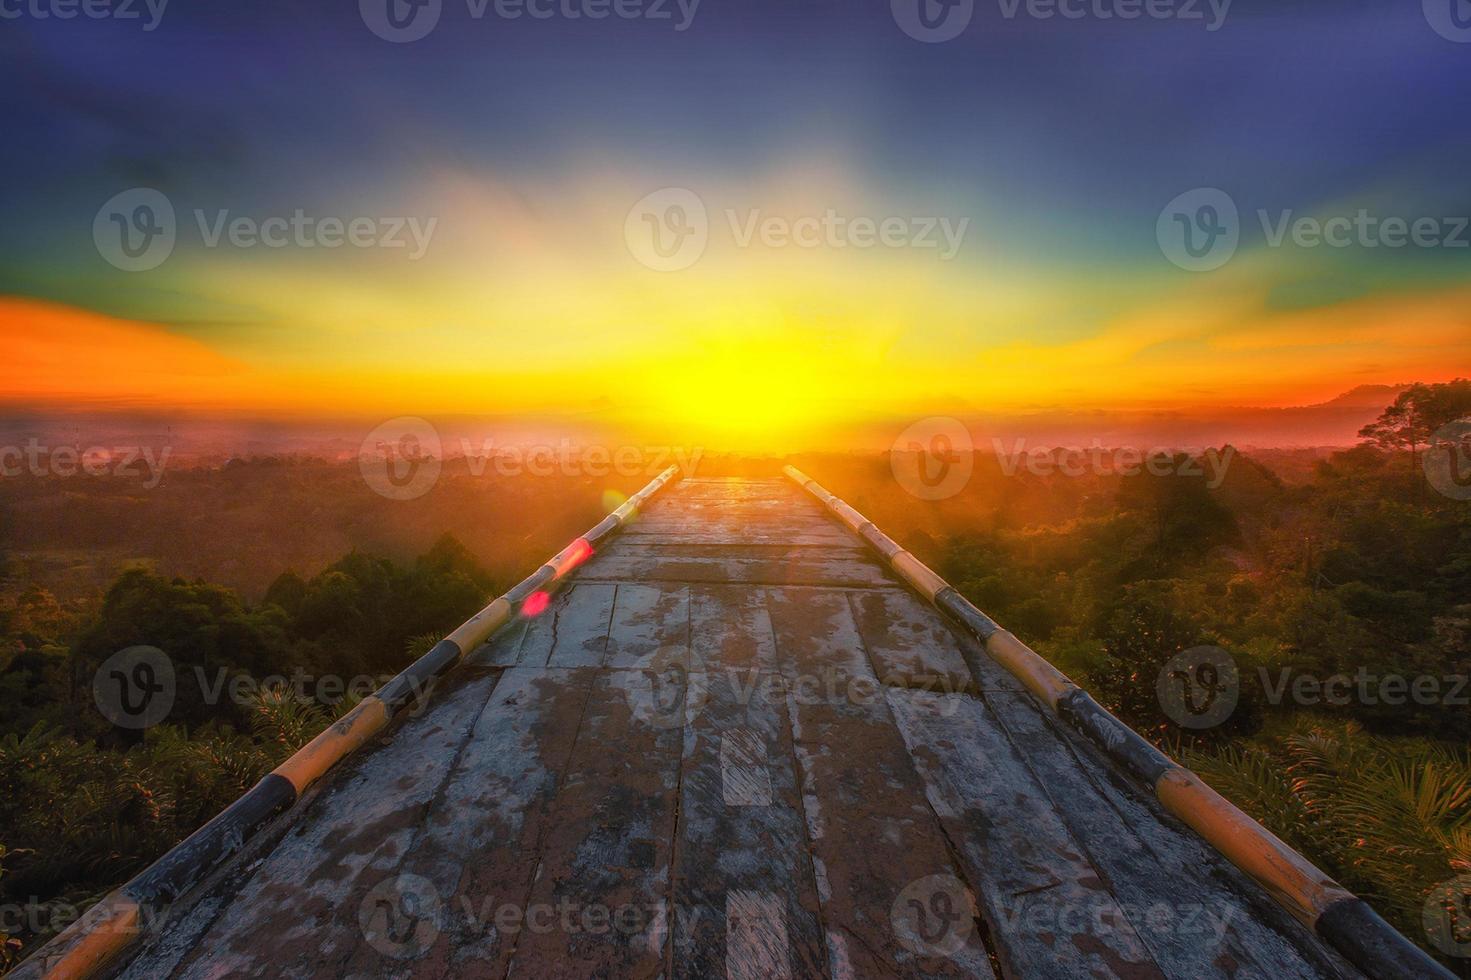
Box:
(1358, 379), (1471, 464)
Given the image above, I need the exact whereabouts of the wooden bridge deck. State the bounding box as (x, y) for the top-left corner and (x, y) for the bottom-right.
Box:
(110, 477), (1362, 979)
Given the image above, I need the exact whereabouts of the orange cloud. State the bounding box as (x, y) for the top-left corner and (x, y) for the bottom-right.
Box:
(0, 297), (251, 410)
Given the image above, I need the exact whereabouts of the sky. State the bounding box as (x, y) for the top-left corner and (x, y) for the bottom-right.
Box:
(2, 0), (1468, 449)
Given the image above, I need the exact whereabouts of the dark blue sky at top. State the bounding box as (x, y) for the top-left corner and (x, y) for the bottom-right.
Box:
(2, 0), (1469, 296)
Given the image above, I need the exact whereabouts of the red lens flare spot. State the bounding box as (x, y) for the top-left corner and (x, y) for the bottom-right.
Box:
(556, 538), (594, 576)
(523, 590), (551, 617)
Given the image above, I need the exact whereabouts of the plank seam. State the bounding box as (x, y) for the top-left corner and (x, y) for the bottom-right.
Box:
(974, 683), (1193, 976)
(500, 666), (606, 979)
(762, 586), (836, 980)
(662, 587), (695, 979)
(844, 597), (1010, 977)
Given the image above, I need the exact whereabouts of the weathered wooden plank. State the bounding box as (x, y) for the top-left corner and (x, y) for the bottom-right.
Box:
(581, 552), (891, 588)
(607, 542), (867, 560)
(506, 669), (684, 978)
(982, 688), (1355, 979)
(624, 515), (838, 536)
(689, 585), (778, 674)
(765, 588), (875, 693)
(887, 688), (1162, 979)
(671, 665), (828, 978)
(847, 589), (977, 695)
(603, 583), (690, 669)
(129, 670), (504, 980)
(342, 667), (599, 979)
(619, 527), (857, 546)
(519, 582), (617, 668)
(642, 488), (812, 506)
(768, 589), (998, 978)
(469, 615), (529, 668)
(651, 480), (801, 498)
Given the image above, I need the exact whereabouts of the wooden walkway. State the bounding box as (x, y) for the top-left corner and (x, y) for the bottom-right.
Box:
(110, 478), (1363, 979)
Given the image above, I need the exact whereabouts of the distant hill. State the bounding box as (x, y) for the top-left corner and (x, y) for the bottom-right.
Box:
(844, 385), (1417, 452)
